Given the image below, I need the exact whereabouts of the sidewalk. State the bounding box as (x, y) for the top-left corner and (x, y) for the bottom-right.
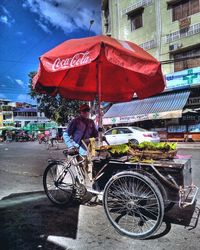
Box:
(177, 142), (200, 149)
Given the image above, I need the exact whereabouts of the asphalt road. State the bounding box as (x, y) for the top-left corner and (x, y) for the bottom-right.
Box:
(0, 141), (65, 199)
(0, 142), (200, 250)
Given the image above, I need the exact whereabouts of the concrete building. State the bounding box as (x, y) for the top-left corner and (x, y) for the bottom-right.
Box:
(102, 0), (200, 141)
(0, 99), (15, 127)
(102, 0), (200, 74)
(0, 99), (49, 128)
(13, 107), (49, 128)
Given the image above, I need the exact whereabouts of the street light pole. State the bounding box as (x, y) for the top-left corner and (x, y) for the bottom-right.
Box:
(88, 19), (94, 36)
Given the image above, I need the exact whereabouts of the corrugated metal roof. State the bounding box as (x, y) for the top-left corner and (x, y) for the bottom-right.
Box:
(104, 91), (190, 118)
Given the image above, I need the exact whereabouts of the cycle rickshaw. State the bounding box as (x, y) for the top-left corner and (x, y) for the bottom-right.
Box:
(33, 35), (198, 239)
(43, 143), (199, 240)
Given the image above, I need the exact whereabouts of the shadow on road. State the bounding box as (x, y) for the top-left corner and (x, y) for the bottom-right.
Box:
(164, 202), (199, 227)
(146, 201), (200, 240)
(0, 191), (80, 250)
(145, 221), (172, 240)
(1, 190), (200, 249)
(137, 200), (200, 241)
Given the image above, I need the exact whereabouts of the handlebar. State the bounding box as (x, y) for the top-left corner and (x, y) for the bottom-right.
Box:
(63, 147), (79, 156)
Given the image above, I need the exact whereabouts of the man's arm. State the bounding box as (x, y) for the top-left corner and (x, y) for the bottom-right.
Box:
(67, 119), (76, 137)
(63, 119), (79, 148)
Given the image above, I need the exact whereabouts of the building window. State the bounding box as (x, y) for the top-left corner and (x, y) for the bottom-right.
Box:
(172, 0), (200, 22)
(128, 9), (143, 31)
(173, 46), (200, 71)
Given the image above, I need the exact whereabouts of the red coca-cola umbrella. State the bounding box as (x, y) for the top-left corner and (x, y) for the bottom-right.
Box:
(33, 35), (165, 127)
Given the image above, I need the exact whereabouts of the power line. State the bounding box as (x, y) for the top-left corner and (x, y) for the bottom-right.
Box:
(8, 1), (96, 73)
(0, 59), (36, 64)
(161, 55), (200, 64)
(1, 51), (200, 67)
(0, 0), (84, 80)
(0, 34), (50, 80)
(0, 86), (29, 91)
(0, 90), (29, 93)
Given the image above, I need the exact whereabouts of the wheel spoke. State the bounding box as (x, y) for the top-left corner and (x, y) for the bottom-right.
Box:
(43, 163), (75, 205)
(103, 173), (164, 239)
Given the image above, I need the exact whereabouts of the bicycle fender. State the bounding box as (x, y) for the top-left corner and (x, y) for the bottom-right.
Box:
(47, 159), (64, 164)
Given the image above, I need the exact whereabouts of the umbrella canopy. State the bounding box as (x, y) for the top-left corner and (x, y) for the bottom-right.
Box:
(33, 35), (165, 103)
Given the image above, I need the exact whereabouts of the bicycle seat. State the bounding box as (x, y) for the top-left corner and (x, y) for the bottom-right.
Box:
(63, 148), (79, 156)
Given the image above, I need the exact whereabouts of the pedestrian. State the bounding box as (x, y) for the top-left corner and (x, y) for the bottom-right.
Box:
(44, 130), (50, 142)
(5, 131), (12, 143)
(49, 127), (57, 147)
(63, 104), (98, 156)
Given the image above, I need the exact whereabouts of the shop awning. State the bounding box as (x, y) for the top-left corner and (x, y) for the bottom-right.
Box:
(103, 91), (190, 125)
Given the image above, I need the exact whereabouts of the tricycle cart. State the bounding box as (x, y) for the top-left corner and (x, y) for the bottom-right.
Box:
(43, 147), (199, 240)
(34, 35), (169, 239)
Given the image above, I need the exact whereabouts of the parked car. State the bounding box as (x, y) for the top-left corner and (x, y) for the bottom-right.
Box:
(104, 126), (160, 145)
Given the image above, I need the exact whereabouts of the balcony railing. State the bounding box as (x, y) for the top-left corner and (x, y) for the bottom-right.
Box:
(121, 0), (153, 16)
(140, 39), (157, 50)
(164, 22), (200, 44)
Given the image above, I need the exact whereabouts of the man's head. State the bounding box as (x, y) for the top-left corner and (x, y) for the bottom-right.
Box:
(79, 104), (90, 118)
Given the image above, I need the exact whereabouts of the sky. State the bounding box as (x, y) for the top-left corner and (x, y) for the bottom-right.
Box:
(0, 0), (101, 104)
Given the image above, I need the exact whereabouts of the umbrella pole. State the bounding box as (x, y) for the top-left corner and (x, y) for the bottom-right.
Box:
(97, 57), (103, 144)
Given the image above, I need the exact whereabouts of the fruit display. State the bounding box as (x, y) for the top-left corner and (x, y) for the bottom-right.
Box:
(109, 144), (129, 155)
(104, 142), (177, 160)
(130, 141), (177, 151)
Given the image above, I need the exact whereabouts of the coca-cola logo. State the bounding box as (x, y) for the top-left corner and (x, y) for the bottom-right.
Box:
(52, 51), (91, 71)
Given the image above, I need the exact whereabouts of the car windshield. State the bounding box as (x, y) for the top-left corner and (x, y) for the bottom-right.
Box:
(131, 126), (149, 132)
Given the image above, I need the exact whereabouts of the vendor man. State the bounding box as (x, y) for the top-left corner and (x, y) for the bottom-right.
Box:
(63, 104), (98, 155)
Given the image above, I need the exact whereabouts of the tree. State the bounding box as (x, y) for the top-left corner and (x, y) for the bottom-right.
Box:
(28, 72), (83, 125)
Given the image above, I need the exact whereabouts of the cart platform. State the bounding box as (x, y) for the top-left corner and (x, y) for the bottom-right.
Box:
(92, 155), (198, 207)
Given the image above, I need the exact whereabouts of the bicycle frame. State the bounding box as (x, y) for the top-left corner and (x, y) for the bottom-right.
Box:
(71, 155), (85, 185)
(61, 150), (102, 196)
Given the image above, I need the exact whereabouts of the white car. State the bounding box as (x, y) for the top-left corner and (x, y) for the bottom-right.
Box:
(104, 126), (160, 145)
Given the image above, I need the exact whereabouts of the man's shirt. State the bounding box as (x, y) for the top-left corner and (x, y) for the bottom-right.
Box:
(63, 116), (98, 155)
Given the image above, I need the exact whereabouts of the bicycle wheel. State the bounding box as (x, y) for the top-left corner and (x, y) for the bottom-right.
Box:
(43, 161), (75, 205)
(103, 171), (164, 239)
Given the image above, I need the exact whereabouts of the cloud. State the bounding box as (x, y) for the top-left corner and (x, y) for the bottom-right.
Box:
(35, 19), (52, 34)
(0, 15), (8, 24)
(6, 75), (14, 82)
(16, 31), (23, 36)
(15, 79), (25, 88)
(6, 76), (26, 88)
(21, 40), (27, 44)
(16, 31), (27, 44)
(0, 5), (15, 26)
(6, 76), (25, 88)
(1, 6), (9, 15)
(0, 93), (7, 99)
(22, 0), (101, 35)
(16, 94), (36, 104)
